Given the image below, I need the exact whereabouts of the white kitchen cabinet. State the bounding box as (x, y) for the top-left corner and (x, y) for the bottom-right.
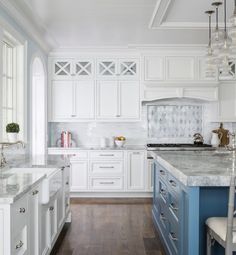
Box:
(127, 151), (145, 190)
(28, 187), (41, 255)
(57, 187), (64, 230)
(70, 161), (88, 191)
(166, 56), (195, 81)
(144, 56), (164, 81)
(49, 198), (57, 245)
(120, 81), (140, 119)
(96, 81), (118, 119)
(40, 205), (50, 255)
(51, 80), (74, 120)
(74, 60), (94, 79)
(97, 81), (140, 120)
(51, 80), (95, 121)
(217, 83), (236, 121)
(146, 159), (154, 192)
(52, 59), (73, 80)
(74, 81), (95, 119)
(97, 58), (138, 80)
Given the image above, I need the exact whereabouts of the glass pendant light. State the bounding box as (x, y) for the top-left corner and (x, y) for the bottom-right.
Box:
(211, 2), (224, 55)
(205, 10), (217, 78)
(218, 0), (232, 79)
(229, 0), (236, 55)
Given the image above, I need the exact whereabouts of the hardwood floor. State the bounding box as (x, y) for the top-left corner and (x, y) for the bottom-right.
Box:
(52, 203), (165, 255)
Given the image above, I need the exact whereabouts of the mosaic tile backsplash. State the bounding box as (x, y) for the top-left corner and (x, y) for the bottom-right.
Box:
(148, 105), (203, 139)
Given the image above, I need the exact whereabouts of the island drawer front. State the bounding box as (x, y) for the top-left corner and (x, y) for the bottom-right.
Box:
(11, 196), (28, 232)
(89, 151), (123, 160)
(89, 177), (123, 190)
(168, 216), (179, 255)
(167, 174), (180, 194)
(168, 192), (180, 222)
(158, 198), (169, 234)
(11, 225), (28, 255)
(159, 180), (168, 204)
(90, 161), (123, 176)
(156, 164), (168, 182)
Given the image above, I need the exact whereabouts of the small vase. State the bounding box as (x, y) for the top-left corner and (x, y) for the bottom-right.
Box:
(7, 133), (18, 143)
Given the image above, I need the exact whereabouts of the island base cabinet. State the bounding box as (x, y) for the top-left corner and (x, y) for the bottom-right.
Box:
(40, 205), (50, 255)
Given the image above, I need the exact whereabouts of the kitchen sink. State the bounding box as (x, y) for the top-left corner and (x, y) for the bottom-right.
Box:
(7, 167), (62, 204)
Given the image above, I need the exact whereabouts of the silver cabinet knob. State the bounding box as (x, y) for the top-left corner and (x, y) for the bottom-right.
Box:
(15, 240), (23, 249)
(19, 208), (26, 213)
(49, 206), (54, 211)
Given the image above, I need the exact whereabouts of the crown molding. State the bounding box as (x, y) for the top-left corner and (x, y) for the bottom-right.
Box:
(0, 0), (58, 53)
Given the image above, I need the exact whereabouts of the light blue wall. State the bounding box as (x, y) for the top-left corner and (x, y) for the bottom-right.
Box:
(0, 7), (48, 149)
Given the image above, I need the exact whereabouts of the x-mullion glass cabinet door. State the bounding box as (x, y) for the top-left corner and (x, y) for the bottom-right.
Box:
(52, 59), (73, 80)
(74, 60), (94, 80)
(118, 59), (139, 80)
(97, 59), (118, 80)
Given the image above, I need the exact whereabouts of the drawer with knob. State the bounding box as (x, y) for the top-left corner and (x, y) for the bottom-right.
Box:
(168, 175), (180, 194)
(90, 161), (123, 176)
(89, 151), (123, 160)
(89, 177), (123, 190)
(159, 180), (168, 203)
(11, 195), (28, 232)
(11, 225), (28, 255)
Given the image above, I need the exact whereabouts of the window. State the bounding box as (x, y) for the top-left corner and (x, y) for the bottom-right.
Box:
(1, 32), (25, 141)
(2, 41), (16, 140)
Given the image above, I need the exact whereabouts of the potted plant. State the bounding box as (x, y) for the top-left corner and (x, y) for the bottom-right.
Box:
(6, 123), (20, 143)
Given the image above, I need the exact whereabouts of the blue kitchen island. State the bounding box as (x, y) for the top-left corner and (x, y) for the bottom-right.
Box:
(151, 150), (235, 255)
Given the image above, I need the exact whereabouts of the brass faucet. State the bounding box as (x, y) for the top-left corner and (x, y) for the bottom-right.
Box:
(0, 141), (25, 168)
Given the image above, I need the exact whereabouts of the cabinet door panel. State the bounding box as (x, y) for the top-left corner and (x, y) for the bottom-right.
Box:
(75, 81), (95, 119)
(119, 59), (139, 80)
(51, 81), (74, 120)
(97, 81), (118, 119)
(127, 151), (145, 190)
(52, 59), (73, 80)
(97, 60), (117, 79)
(70, 162), (88, 191)
(120, 81), (140, 119)
(144, 56), (164, 81)
(166, 57), (195, 80)
(40, 205), (50, 255)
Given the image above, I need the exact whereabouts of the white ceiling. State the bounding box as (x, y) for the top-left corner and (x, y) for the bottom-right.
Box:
(15, 0), (236, 48)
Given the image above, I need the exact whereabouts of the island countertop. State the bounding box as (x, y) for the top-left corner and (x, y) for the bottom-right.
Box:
(150, 150), (236, 187)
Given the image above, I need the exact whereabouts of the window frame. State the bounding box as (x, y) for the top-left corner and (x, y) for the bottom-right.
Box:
(0, 21), (27, 142)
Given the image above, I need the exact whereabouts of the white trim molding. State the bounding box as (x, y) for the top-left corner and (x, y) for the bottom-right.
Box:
(149, 0), (228, 30)
(0, 0), (58, 53)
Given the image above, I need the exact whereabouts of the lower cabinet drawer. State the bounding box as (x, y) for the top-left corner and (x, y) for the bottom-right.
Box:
(89, 177), (123, 190)
(90, 161), (123, 176)
(168, 218), (179, 255)
(90, 151), (123, 160)
(11, 196), (28, 232)
(11, 225), (28, 255)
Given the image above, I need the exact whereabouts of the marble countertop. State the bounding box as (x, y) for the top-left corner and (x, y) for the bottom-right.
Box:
(0, 154), (68, 204)
(48, 145), (146, 151)
(150, 150), (236, 187)
(0, 172), (45, 204)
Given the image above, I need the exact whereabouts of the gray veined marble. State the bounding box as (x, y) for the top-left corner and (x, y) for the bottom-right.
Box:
(150, 150), (236, 187)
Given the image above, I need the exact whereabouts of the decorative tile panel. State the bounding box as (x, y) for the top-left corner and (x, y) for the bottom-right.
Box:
(147, 105), (203, 139)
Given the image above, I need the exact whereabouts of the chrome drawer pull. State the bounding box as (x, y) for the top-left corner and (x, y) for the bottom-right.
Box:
(49, 206), (54, 211)
(19, 208), (26, 213)
(99, 166), (115, 169)
(169, 180), (177, 187)
(160, 189), (166, 196)
(169, 232), (178, 241)
(160, 170), (165, 175)
(170, 203), (178, 212)
(99, 181), (115, 185)
(99, 154), (114, 156)
(66, 181), (69, 185)
(32, 190), (39, 196)
(160, 213), (166, 221)
(15, 240), (23, 249)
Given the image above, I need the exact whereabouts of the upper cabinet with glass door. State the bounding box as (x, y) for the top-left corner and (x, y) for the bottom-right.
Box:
(97, 58), (139, 80)
(52, 58), (94, 80)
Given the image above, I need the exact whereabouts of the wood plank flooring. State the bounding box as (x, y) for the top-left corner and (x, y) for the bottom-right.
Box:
(52, 203), (165, 255)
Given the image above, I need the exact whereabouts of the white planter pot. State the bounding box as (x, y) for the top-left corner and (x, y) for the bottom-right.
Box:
(7, 133), (18, 143)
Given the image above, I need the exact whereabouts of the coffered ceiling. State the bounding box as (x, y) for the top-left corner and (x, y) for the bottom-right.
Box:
(5, 0), (236, 49)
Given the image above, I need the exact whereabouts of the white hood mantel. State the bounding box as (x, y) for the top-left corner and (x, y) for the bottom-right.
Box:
(142, 85), (219, 102)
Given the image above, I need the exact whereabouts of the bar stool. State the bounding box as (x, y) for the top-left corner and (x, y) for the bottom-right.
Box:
(206, 151), (236, 255)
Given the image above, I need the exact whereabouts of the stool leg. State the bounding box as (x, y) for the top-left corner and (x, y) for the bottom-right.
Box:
(207, 230), (212, 255)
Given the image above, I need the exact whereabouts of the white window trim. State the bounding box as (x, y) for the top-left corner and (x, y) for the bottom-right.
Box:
(0, 18), (27, 142)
